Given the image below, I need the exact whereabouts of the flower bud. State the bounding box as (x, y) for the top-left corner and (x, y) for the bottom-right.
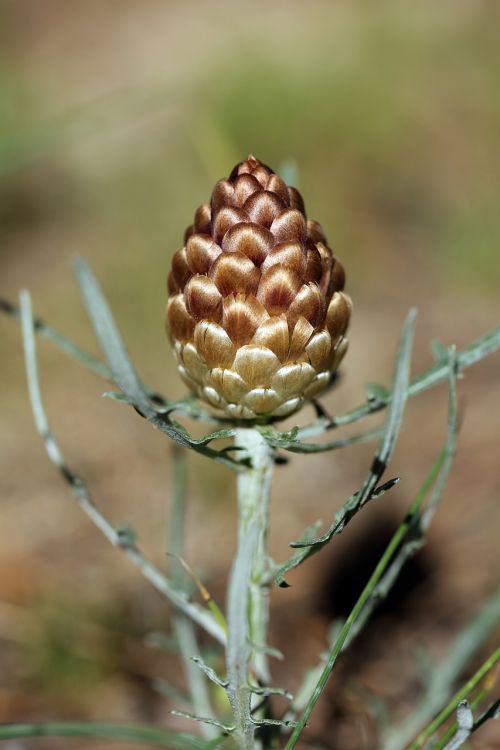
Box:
(166, 156), (351, 420)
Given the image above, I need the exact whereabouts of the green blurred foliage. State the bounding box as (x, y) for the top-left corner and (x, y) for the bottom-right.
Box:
(1, 2), (499, 292)
(25, 597), (118, 699)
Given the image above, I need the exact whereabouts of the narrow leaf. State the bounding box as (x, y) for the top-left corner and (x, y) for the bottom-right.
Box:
(73, 258), (244, 470)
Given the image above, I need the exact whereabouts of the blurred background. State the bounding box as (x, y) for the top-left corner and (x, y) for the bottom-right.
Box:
(0, 1), (499, 748)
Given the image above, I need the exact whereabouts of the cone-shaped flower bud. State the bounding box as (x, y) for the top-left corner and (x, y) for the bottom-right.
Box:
(166, 155), (351, 420)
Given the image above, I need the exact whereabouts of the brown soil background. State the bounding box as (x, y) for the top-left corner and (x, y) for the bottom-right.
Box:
(0, 2), (499, 748)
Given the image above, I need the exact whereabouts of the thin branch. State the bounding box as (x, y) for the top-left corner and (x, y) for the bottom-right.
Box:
(356, 308), (417, 503)
(432, 687), (490, 750)
(171, 711), (234, 734)
(345, 347), (459, 651)
(283, 350), (459, 739)
(0, 290), (222, 429)
(441, 699), (500, 750)
(1, 296), (112, 379)
(293, 325), (500, 440)
(284, 474), (435, 747)
(168, 445), (218, 738)
(272, 520), (322, 588)
(440, 700), (474, 750)
(259, 424), (382, 454)
(282, 345), (465, 750)
(0, 720), (220, 749)
(0, 299), (232, 423)
(191, 656), (228, 690)
(281, 622), (343, 727)
(405, 647), (500, 750)
(72, 258), (242, 471)
(288, 308), (417, 556)
(19, 290), (225, 646)
(274, 478), (398, 588)
(383, 590), (500, 750)
(4, 293), (499, 451)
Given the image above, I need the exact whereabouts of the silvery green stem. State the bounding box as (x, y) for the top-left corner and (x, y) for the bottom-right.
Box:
(236, 427), (274, 684)
(226, 427), (274, 750)
(168, 446), (217, 739)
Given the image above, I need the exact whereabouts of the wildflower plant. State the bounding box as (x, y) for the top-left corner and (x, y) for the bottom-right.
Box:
(1, 156), (499, 750)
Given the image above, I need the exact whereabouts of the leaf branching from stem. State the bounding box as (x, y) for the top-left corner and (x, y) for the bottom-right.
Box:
(2, 280), (499, 457)
(168, 445), (219, 739)
(405, 647), (500, 750)
(73, 258), (244, 471)
(19, 290), (226, 646)
(383, 589), (500, 750)
(283, 345), (459, 749)
(3, 261), (498, 750)
(0, 721), (225, 749)
(274, 309), (417, 590)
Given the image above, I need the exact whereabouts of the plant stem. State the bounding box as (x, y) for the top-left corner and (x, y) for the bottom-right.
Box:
(432, 687), (489, 750)
(19, 290), (226, 645)
(383, 590), (500, 750)
(168, 445), (217, 738)
(284, 483), (433, 750)
(405, 647), (500, 750)
(0, 721), (208, 748)
(236, 428), (274, 685)
(226, 428), (274, 750)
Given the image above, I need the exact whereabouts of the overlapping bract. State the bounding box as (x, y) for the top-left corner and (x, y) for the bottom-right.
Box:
(166, 156), (351, 420)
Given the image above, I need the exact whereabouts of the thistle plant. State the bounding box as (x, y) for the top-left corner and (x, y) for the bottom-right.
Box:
(1, 156), (500, 750)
